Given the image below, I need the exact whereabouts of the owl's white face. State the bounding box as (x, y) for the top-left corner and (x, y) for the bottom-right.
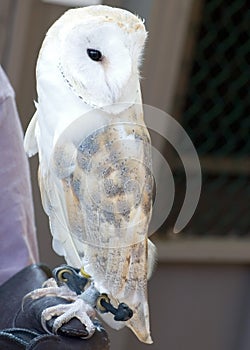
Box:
(57, 15), (147, 108)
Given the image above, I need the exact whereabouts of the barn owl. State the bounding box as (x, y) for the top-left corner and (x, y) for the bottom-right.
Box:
(24, 5), (156, 344)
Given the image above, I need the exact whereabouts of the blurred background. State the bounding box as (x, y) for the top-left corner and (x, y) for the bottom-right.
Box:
(0, 0), (249, 349)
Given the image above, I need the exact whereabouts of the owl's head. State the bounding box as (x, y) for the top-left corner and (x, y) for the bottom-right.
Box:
(45, 5), (147, 109)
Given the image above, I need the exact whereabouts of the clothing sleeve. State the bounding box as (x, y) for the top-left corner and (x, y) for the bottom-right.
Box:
(0, 65), (39, 285)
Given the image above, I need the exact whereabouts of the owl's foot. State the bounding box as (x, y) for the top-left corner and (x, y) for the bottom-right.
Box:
(23, 264), (132, 338)
(23, 278), (77, 305)
(41, 297), (96, 338)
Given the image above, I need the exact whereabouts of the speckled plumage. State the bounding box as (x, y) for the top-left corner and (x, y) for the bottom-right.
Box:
(24, 5), (156, 344)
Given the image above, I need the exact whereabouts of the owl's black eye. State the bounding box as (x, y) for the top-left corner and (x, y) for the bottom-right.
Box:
(87, 48), (103, 62)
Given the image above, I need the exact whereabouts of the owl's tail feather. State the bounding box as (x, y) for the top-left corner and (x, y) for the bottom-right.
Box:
(125, 291), (153, 344)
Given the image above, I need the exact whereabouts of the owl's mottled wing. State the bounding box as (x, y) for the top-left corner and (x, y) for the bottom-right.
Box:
(38, 107), (153, 343)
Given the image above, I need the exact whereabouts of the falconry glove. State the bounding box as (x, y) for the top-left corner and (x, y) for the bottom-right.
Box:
(0, 264), (109, 349)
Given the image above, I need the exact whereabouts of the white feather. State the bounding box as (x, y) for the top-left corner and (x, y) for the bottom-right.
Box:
(24, 111), (38, 157)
